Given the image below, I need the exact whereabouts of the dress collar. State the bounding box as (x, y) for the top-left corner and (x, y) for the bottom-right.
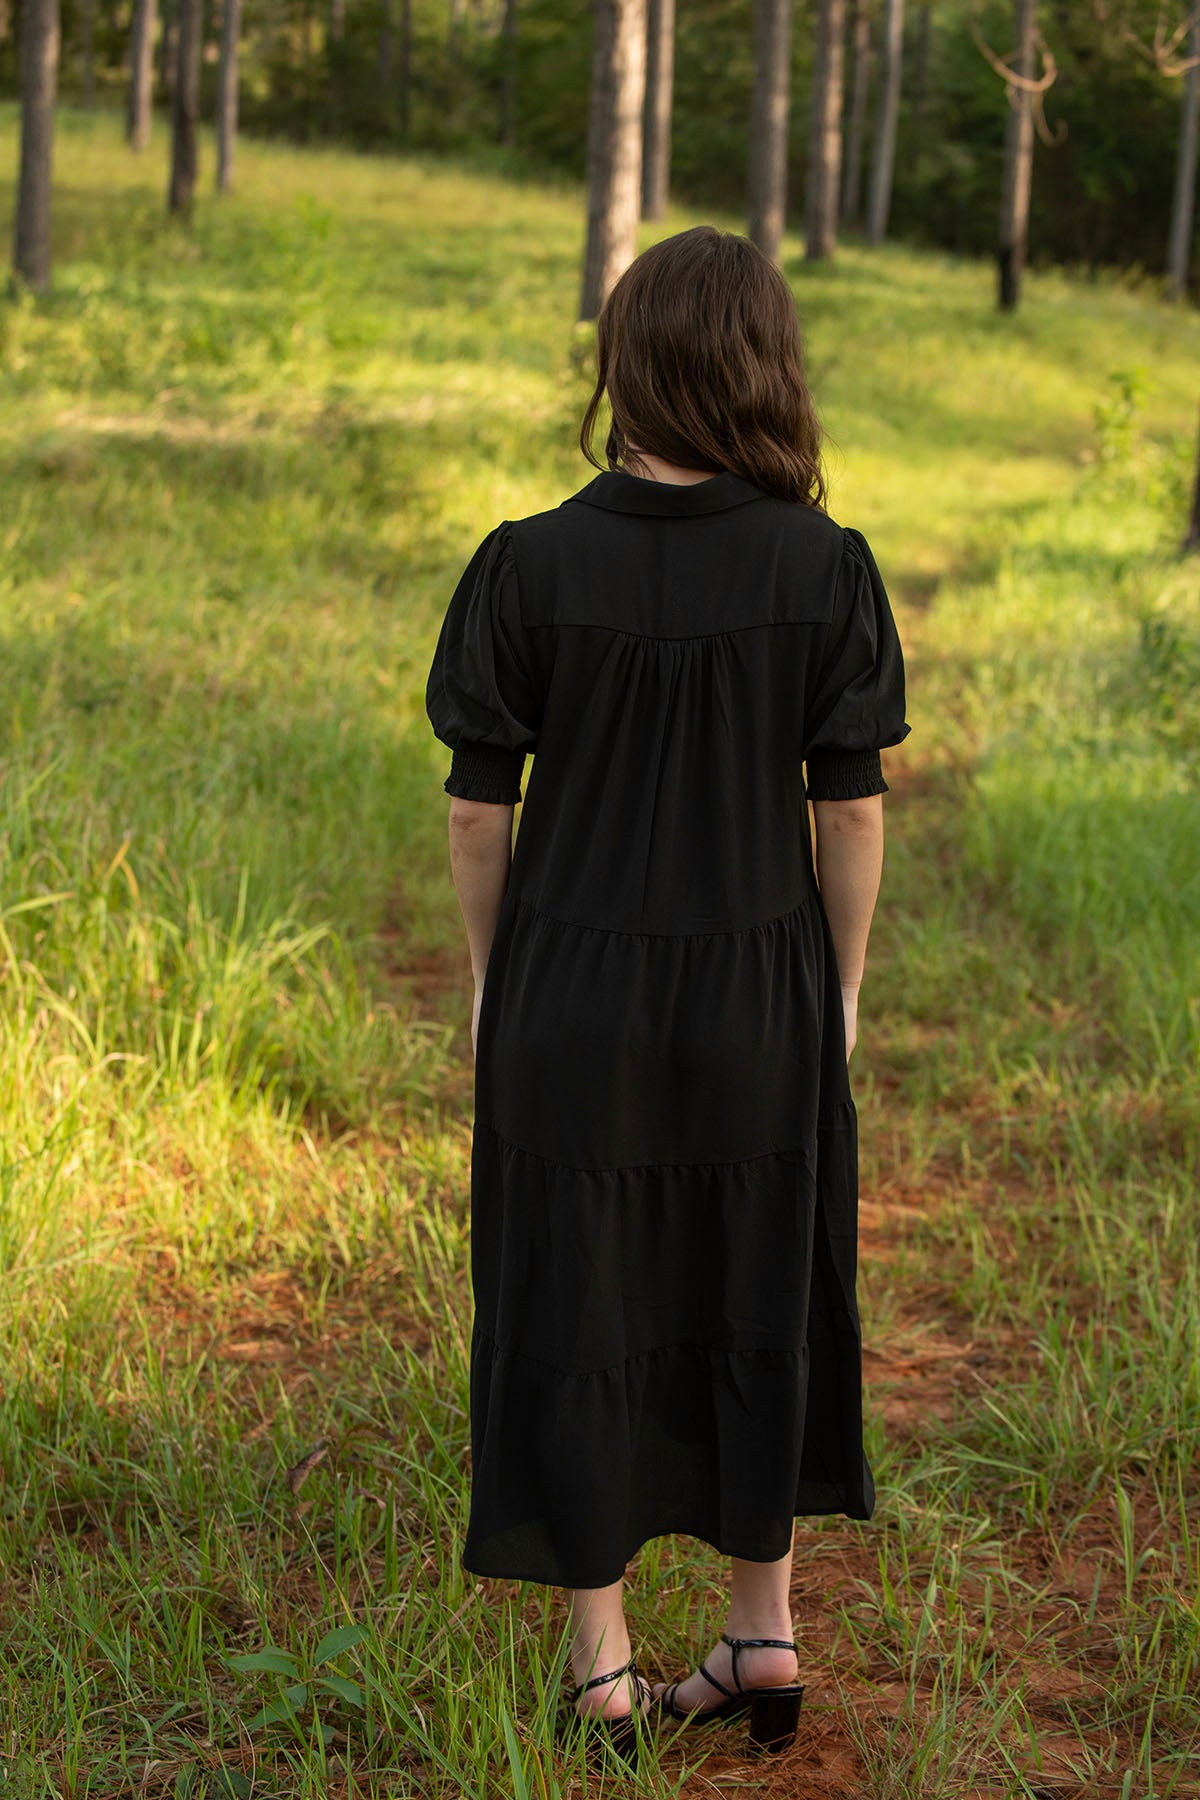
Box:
(567, 467), (767, 516)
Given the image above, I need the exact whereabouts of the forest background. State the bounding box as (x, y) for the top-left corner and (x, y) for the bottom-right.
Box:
(1, 0), (1198, 281)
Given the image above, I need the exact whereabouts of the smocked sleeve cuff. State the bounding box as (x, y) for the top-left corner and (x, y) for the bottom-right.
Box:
(444, 742), (526, 804)
(805, 747), (888, 801)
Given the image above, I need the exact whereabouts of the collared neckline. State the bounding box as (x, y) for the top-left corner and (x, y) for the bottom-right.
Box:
(567, 467), (767, 517)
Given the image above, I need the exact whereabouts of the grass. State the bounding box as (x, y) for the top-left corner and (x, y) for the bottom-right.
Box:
(0, 100), (1198, 1797)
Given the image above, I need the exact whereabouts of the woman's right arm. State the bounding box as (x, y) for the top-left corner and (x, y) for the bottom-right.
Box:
(811, 794), (885, 1060)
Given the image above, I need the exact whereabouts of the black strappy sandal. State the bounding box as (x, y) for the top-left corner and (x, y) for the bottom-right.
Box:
(558, 1656), (652, 1769)
(656, 1633), (805, 1754)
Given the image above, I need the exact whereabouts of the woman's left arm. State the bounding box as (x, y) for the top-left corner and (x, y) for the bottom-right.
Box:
(448, 796), (515, 1054)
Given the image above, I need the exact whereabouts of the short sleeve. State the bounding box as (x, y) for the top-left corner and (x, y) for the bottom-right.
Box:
(425, 521), (540, 805)
(803, 525), (911, 801)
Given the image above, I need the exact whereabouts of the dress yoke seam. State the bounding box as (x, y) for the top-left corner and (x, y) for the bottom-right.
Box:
(507, 887), (819, 942)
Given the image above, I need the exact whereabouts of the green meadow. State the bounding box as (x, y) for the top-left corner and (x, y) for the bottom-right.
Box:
(0, 103), (1198, 1797)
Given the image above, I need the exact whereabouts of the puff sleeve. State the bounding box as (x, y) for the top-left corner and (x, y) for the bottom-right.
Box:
(425, 521), (540, 805)
(803, 525), (911, 801)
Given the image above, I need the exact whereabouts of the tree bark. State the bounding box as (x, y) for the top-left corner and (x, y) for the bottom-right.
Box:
(330, 0), (345, 41)
(579, 0), (647, 321)
(13, 0), (60, 291)
(498, 0), (517, 145)
(841, 0), (870, 226)
(806, 0), (846, 258)
(997, 0), (1036, 310)
(866, 0), (902, 244)
(167, 0), (200, 216)
(215, 0), (241, 192)
(127, 0), (158, 148)
(748, 0), (792, 263)
(640, 0), (674, 219)
(1166, 11), (1200, 301)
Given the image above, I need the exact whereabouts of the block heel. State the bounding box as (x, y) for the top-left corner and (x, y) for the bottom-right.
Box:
(747, 1680), (805, 1753)
(656, 1631), (803, 1753)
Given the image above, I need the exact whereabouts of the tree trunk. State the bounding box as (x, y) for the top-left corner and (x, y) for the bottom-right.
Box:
(215, 0), (241, 192)
(997, 0), (1036, 310)
(448, 0), (461, 66)
(330, 0), (345, 41)
(747, 0), (792, 263)
(498, 0), (516, 145)
(127, 0), (158, 147)
(640, 0), (674, 219)
(80, 0), (95, 105)
(167, 0), (200, 216)
(866, 0), (902, 244)
(1186, 402), (1200, 552)
(579, 0), (647, 321)
(840, 0), (870, 226)
(805, 0), (846, 258)
(1166, 12), (1200, 301)
(13, 0), (60, 291)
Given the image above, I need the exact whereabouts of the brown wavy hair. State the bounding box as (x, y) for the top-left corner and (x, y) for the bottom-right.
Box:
(579, 225), (827, 510)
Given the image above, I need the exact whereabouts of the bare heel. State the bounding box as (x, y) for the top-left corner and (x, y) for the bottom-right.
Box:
(747, 1682), (804, 1754)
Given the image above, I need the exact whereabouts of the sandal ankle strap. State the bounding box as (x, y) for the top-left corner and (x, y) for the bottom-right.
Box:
(721, 1633), (800, 1652)
(569, 1655), (641, 1706)
(720, 1632), (799, 1696)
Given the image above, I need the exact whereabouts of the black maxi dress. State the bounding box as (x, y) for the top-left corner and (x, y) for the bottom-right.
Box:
(425, 467), (910, 1590)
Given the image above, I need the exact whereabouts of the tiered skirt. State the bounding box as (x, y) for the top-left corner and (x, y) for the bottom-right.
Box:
(462, 886), (875, 1589)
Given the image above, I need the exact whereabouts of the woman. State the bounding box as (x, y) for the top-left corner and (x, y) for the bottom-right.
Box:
(425, 224), (909, 1767)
